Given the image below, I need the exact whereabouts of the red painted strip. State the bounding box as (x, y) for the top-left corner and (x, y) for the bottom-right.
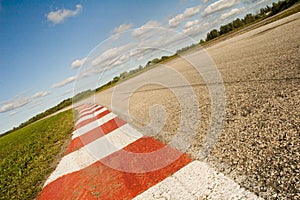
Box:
(77, 104), (93, 112)
(78, 104), (97, 114)
(66, 117), (127, 155)
(38, 137), (191, 200)
(78, 106), (104, 119)
(75, 110), (110, 129)
(78, 104), (100, 113)
(78, 106), (100, 117)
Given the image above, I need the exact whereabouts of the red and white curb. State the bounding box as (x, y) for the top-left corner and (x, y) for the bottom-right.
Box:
(38, 104), (261, 200)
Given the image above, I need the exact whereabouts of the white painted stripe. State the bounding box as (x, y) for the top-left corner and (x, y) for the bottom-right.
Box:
(78, 104), (96, 114)
(75, 107), (107, 125)
(44, 124), (143, 187)
(133, 160), (262, 200)
(72, 112), (117, 139)
(79, 105), (102, 116)
(78, 105), (102, 116)
(78, 105), (99, 115)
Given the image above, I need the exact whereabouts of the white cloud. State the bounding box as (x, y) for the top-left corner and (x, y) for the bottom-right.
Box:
(128, 48), (162, 62)
(185, 19), (200, 28)
(9, 111), (19, 116)
(52, 76), (77, 88)
(0, 99), (30, 113)
(169, 14), (185, 28)
(111, 23), (134, 40)
(91, 43), (134, 67)
(203, 22), (210, 27)
(32, 91), (51, 98)
(245, 0), (266, 4)
(132, 21), (162, 38)
(46, 4), (82, 24)
(220, 7), (246, 20)
(0, 91), (50, 113)
(110, 54), (130, 66)
(183, 25), (202, 36)
(168, 5), (201, 28)
(114, 23), (134, 33)
(71, 57), (88, 68)
(131, 23), (197, 60)
(185, 6), (202, 17)
(203, 0), (239, 16)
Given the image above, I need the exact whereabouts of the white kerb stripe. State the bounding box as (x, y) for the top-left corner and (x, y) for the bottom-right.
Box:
(78, 105), (102, 117)
(78, 104), (97, 114)
(44, 124), (143, 187)
(79, 105), (102, 116)
(133, 160), (262, 200)
(72, 112), (117, 139)
(76, 107), (107, 125)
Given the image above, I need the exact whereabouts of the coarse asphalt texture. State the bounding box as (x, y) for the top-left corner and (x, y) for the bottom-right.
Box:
(92, 12), (300, 199)
(39, 104), (261, 199)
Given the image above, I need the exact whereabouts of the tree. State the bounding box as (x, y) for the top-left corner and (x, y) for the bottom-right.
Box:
(219, 25), (231, 35)
(206, 29), (220, 41)
(119, 71), (128, 79)
(243, 13), (255, 24)
(151, 58), (160, 64)
(112, 76), (120, 83)
(232, 18), (244, 29)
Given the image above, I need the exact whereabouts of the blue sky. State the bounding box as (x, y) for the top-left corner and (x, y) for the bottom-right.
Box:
(0, 0), (277, 134)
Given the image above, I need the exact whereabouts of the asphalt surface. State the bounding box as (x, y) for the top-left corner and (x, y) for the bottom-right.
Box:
(91, 12), (300, 199)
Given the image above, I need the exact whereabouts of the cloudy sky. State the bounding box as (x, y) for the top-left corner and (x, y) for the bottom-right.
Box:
(0, 0), (277, 134)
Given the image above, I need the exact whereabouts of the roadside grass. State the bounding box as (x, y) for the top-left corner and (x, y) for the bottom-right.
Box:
(0, 110), (74, 200)
(200, 2), (300, 48)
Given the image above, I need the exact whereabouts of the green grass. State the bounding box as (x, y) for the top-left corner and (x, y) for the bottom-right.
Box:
(0, 110), (74, 200)
(200, 2), (300, 48)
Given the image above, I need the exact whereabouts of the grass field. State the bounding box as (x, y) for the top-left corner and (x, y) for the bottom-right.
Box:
(0, 110), (74, 199)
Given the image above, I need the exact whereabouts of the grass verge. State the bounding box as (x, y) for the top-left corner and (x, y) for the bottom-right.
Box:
(0, 110), (74, 199)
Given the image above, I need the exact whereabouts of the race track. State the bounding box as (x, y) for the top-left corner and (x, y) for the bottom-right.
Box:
(92, 12), (300, 199)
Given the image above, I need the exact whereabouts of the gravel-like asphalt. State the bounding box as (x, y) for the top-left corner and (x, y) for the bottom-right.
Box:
(93, 12), (300, 199)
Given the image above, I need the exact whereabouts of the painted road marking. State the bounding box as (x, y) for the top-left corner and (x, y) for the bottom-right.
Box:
(39, 104), (261, 200)
(134, 160), (262, 200)
(39, 137), (191, 200)
(78, 105), (104, 118)
(66, 117), (127, 154)
(75, 109), (111, 129)
(76, 107), (107, 120)
(72, 112), (117, 139)
(78, 104), (98, 114)
(44, 123), (143, 186)
(75, 107), (107, 126)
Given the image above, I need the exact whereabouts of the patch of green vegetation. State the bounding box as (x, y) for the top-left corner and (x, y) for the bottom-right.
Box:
(0, 110), (74, 200)
(259, 1), (300, 23)
(202, 0), (300, 44)
(95, 55), (177, 93)
(1, 90), (91, 137)
(95, 0), (300, 95)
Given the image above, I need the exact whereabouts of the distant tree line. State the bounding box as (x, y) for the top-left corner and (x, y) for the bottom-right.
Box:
(1, 90), (95, 137)
(95, 55), (174, 92)
(96, 0), (299, 95)
(3, 0), (298, 137)
(176, 43), (198, 54)
(204, 0), (299, 42)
